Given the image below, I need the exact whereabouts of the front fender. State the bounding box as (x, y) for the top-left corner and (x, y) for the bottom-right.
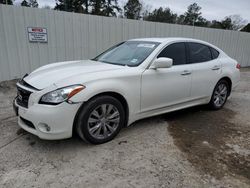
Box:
(69, 77), (141, 123)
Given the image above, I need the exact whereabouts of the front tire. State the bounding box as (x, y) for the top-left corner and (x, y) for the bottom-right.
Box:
(209, 80), (229, 110)
(76, 96), (125, 144)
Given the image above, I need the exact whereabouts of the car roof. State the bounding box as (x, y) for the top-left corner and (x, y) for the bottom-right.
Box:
(128, 37), (222, 52)
(129, 37), (209, 44)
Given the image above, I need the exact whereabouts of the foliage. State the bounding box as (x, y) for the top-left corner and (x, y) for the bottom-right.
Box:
(30, 0), (38, 8)
(102, 0), (121, 17)
(54, 0), (85, 13)
(195, 17), (209, 27)
(82, 0), (90, 13)
(210, 17), (233, 30)
(227, 15), (247, 30)
(90, 0), (104, 15)
(209, 20), (223, 29)
(21, 0), (29, 7)
(1, 0), (248, 32)
(124, 0), (142, 19)
(20, 0), (38, 8)
(0, 0), (13, 5)
(144, 7), (177, 24)
(54, 0), (121, 16)
(176, 14), (185, 25)
(241, 23), (250, 32)
(220, 17), (234, 29)
(183, 3), (202, 26)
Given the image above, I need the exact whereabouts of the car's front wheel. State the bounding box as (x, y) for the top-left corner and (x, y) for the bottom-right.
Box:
(209, 79), (229, 110)
(76, 96), (125, 144)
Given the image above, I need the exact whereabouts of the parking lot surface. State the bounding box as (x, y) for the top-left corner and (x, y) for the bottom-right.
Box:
(0, 69), (250, 188)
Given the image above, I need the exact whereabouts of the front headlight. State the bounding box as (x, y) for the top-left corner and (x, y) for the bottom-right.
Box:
(40, 85), (85, 105)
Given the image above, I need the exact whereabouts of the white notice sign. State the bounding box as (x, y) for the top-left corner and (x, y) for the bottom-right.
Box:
(28, 27), (48, 43)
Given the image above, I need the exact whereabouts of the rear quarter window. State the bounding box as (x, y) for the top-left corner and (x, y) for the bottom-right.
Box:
(188, 42), (212, 63)
(210, 47), (220, 59)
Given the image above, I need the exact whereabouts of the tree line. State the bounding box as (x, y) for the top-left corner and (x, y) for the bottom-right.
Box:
(0, 0), (248, 31)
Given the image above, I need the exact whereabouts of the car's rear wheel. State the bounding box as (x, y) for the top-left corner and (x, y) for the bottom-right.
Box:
(76, 96), (125, 144)
(209, 80), (229, 110)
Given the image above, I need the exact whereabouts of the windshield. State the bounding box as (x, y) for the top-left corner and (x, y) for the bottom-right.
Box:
(92, 41), (160, 66)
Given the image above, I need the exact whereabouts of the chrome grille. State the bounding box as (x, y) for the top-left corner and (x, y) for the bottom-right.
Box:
(16, 86), (32, 108)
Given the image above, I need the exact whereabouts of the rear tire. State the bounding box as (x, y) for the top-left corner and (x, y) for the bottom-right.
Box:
(76, 96), (125, 144)
(209, 80), (229, 110)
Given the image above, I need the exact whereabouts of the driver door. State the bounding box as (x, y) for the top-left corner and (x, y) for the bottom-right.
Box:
(141, 42), (192, 112)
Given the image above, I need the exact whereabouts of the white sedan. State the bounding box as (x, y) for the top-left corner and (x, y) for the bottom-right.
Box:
(13, 38), (240, 144)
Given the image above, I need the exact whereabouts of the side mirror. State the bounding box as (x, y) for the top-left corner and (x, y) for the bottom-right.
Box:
(151, 57), (173, 69)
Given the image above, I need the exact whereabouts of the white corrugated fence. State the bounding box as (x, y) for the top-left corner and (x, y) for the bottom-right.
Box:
(0, 4), (250, 81)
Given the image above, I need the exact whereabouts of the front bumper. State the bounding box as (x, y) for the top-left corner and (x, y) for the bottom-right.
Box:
(13, 99), (82, 140)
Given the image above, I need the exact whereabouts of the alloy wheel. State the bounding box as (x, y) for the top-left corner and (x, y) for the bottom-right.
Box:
(87, 104), (120, 140)
(213, 83), (228, 107)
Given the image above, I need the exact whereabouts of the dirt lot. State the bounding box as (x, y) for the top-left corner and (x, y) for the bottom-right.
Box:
(0, 69), (250, 188)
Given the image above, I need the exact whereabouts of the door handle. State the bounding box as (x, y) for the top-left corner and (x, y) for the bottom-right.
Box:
(181, 70), (191, 76)
(211, 65), (220, 70)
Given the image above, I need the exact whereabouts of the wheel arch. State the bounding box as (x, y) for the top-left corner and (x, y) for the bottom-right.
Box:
(73, 91), (129, 134)
(218, 76), (232, 96)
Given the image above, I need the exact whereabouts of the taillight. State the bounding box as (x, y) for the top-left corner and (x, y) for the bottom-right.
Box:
(236, 63), (241, 69)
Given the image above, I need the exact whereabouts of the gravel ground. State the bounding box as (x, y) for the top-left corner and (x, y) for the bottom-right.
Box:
(0, 69), (249, 188)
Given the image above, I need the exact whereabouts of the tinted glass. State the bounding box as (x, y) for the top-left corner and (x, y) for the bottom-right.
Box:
(188, 43), (212, 63)
(93, 41), (160, 66)
(210, 47), (219, 59)
(157, 43), (186, 65)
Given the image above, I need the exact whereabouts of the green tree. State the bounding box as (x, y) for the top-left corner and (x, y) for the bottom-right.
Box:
(144, 7), (177, 23)
(83, 0), (90, 13)
(54, 0), (120, 15)
(227, 15), (247, 30)
(90, 0), (105, 15)
(220, 17), (233, 29)
(54, 0), (85, 13)
(124, 0), (142, 19)
(241, 23), (250, 32)
(210, 17), (233, 30)
(55, 0), (73, 11)
(210, 20), (223, 29)
(183, 3), (202, 26)
(177, 14), (185, 24)
(30, 0), (38, 8)
(20, 0), (38, 8)
(21, 0), (30, 7)
(0, 0), (13, 5)
(102, 0), (121, 17)
(195, 17), (209, 27)
(72, 0), (85, 13)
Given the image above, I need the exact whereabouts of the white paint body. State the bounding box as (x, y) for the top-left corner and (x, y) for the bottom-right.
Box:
(15, 38), (240, 140)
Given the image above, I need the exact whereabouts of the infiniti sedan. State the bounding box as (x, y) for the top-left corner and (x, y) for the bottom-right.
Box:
(13, 38), (240, 144)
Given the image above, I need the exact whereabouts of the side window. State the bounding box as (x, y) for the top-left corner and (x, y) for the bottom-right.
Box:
(157, 43), (186, 65)
(188, 42), (212, 63)
(210, 47), (220, 59)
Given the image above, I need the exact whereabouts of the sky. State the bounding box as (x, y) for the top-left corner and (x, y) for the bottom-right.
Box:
(15, 0), (250, 22)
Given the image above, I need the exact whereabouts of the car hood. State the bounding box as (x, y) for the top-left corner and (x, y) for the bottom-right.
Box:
(23, 60), (125, 90)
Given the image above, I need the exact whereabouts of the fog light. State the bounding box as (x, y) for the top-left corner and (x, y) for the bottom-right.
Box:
(38, 123), (51, 132)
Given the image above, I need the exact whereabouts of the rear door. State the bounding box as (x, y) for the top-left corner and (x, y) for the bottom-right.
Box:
(186, 42), (222, 100)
